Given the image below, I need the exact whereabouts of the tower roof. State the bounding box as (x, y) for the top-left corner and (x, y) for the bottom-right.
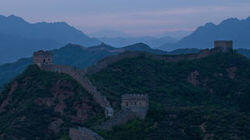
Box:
(33, 50), (52, 57)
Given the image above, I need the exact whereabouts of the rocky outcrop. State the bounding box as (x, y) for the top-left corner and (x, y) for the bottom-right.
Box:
(188, 70), (200, 86)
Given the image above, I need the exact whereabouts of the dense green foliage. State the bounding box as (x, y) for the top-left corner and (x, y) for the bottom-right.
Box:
(0, 65), (103, 139)
(89, 52), (250, 139)
(0, 58), (32, 91)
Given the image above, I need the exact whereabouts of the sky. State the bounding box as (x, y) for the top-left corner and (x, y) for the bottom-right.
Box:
(0, 0), (250, 36)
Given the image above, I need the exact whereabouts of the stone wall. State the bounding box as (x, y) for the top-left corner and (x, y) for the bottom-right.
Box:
(41, 65), (113, 117)
(87, 50), (215, 75)
(33, 50), (52, 67)
(99, 108), (136, 130)
(214, 40), (233, 53)
(121, 94), (148, 119)
(87, 42), (234, 76)
(69, 127), (104, 140)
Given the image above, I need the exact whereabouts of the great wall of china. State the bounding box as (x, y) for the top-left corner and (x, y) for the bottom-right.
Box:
(41, 64), (113, 117)
(39, 64), (110, 140)
(87, 41), (233, 75)
(33, 40), (233, 140)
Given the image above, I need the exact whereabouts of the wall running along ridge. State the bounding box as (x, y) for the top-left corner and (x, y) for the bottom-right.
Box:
(41, 65), (113, 117)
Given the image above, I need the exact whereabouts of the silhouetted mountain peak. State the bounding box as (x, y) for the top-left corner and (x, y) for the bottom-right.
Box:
(63, 43), (85, 49)
(204, 22), (216, 27)
(124, 43), (151, 50)
(194, 22), (216, 33)
(160, 17), (250, 50)
(220, 18), (240, 25)
(88, 43), (115, 51)
(6, 15), (28, 24)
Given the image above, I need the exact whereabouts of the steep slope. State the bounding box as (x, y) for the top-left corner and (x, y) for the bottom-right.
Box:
(0, 58), (32, 91)
(0, 65), (103, 139)
(89, 52), (250, 139)
(160, 17), (250, 50)
(98, 36), (177, 48)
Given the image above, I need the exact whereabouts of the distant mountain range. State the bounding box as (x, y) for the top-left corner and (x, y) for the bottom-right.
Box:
(0, 32), (60, 64)
(90, 29), (179, 48)
(0, 15), (100, 64)
(89, 30), (130, 38)
(159, 17), (250, 50)
(157, 30), (192, 39)
(98, 36), (177, 48)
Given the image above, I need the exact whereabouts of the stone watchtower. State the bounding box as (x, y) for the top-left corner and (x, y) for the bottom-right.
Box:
(214, 40), (233, 53)
(33, 50), (53, 67)
(121, 94), (148, 119)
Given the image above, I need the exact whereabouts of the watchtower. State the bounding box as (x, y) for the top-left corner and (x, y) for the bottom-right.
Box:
(33, 50), (53, 67)
(214, 40), (233, 53)
(121, 94), (148, 119)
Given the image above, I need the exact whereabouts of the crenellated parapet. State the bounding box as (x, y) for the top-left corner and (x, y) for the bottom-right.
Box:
(121, 94), (148, 119)
(33, 50), (53, 67)
(213, 40), (233, 53)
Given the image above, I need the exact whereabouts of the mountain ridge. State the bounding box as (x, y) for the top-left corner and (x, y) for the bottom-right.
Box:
(0, 15), (100, 46)
(0, 14), (101, 64)
(159, 17), (250, 50)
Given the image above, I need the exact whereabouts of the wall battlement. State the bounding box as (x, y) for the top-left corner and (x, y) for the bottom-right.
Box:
(33, 50), (52, 67)
(214, 40), (233, 53)
(121, 94), (148, 119)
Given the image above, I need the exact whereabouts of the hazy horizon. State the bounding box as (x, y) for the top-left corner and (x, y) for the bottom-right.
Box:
(0, 0), (250, 37)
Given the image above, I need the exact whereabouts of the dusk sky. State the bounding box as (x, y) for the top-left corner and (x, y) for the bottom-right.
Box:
(0, 0), (250, 36)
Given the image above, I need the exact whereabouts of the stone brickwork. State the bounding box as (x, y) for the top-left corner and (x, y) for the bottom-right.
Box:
(69, 127), (104, 140)
(121, 94), (148, 119)
(33, 50), (52, 67)
(99, 108), (136, 130)
(214, 40), (233, 53)
(87, 41), (234, 75)
(99, 94), (148, 130)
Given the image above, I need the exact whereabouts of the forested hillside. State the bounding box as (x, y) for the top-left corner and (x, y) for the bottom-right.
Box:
(0, 65), (103, 139)
(89, 52), (250, 139)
